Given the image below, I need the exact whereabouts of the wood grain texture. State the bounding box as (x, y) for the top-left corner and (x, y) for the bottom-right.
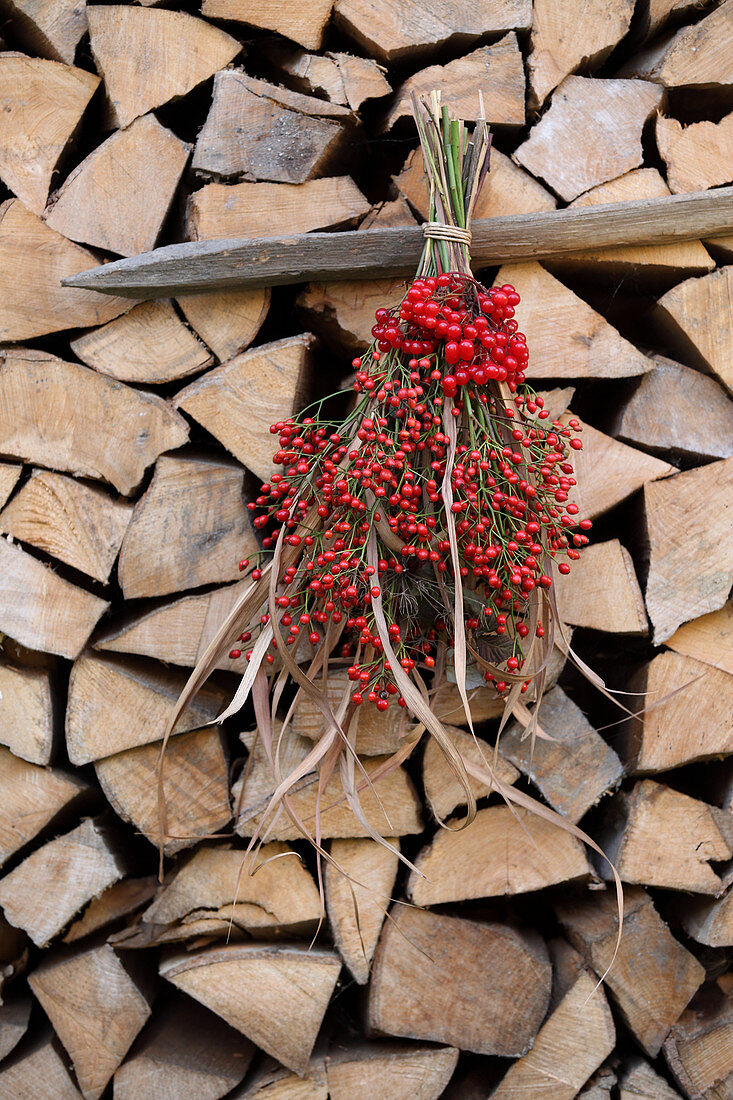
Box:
(175, 286), (270, 363)
(0, 748), (87, 868)
(200, 0), (333, 50)
(657, 112), (733, 194)
(666, 600), (733, 675)
(63, 876), (157, 943)
(325, 837), (399, 983)
(656, 266), (733, 394)
(297, 277), (403, 352)
(617, 1057), (682, 1099)
(0, 462), (21, 509)
(326, 1042), (459, 1100)
(663, 983), (733, 1099)
(554, 540), (648, 635)
(422, 724), (518, 821)
(291, 672), (410, 754)
(0, 0), (88, 62)
(0, 1030), (84, 1098)
(0, 659), (56, 764)
(680, 889), (733, 948)
(620, 0), (733, 87)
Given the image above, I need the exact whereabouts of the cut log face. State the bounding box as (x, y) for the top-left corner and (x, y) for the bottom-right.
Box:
(494, 263), (655, 379)
(113, 993), (254, 1100)
(360, 196), (417, 229)
(87, 5), (241, 128)
(95, 727), (231, 854)
(638, 0), (715, 41)
(0, 0), (88, 63)
(656, 267), (733, 394)
(0, 817), (125, 947)
(175, 334), (314, 483)
(297, 278), (403, 352)
(554, 539), (648, 635)
(492, 968), (616, 1099)
(0, 749), (88, 868)
(0, 54), (98, 215)
(71, 299), (212, 384)
(643, 458), (733, 643)
(620, 0), (733, 87)
(200, 0), (333, 50)
(0, 462), (21, 509)
(333, 0), (531, 61)
(422, 725), (519, 821)
(598, 780), (733, 894)
(385, 37), (525, 130)
(160, 943), (342, 1075)
(0, 349), (189, 495)
(29, 943), (152, 1100)
(663, 983), (733, 1099)
(657, 112), (733, 194)
(328, 51), (391, 109)
(617, 1057), (683, 1099)
(666, 600), (733, 675)
(118, 452), (257, 599)
(557, 886), (706, 1057)
(622, 651), (733, 773)
(0, 1030), (84, 1099)
(325, 837), (399, 984)
(0, 470), (133, 582)
(271, 45), (348, 104)
(186, 177), (371, 241)
(66, 651), (227, 763)
(501, 686), (623, 823)
(44, 114), (191, 257)
(514, 77), (662, 202)
(612, 354), (733, 461)
(192, 71), (351, 185)
(528, 0), (634, 107)
(0, 538), (109, 659)
(291, 672), (409, 754)
(0, 200), (131, 340)
(0, 659), (55, 764)
(0, 992), (31, 1063)
(175, 287), (270, 363)
(326, 1042), (459, 1100)
(63, 876), (157, 943)
(680, 889), (733, 948)
(408, 805), (591, 906)
(369, 907), (551, 1056)
(233, 1055), (328, 1098)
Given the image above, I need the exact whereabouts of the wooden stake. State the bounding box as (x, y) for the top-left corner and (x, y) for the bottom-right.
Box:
(175, 287), (270, 363)
(200, 0), (333, 50)
(656, 266), (733, 394)
(326, 1042), (459, 1100)
(657, 111), (733, 193)
(160, 943), (341, 1075)
(0, 659), (55, 764)
(29, 943), (153, 1100)
(87, 5), (241, 128)
(557, 886), (705, 1056)
(422, 724), (518, 821)
(643, 458), (733, 643)
(0, 0), (88, 63)
(554, 539), (648, 635)
(0, 1030), (84, 1099)
(0, 349), (189, 495)
(515, 77), (662, 202)
(118, 452), (257, 599)
(0, 748), (88, 868)
(663, 983), (733, 1099)
(667, 600), (733, 676)
(325, 837), (399, 984)
(617, 1057), (682, 1099)
(369, 907), (552, 1056)
(620, 0), (733, 87)
(175, 334), (314, 483)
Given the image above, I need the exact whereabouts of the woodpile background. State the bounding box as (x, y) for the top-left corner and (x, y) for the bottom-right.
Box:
(0, 0), (732, 1096)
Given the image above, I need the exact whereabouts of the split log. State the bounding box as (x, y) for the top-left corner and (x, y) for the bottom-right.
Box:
(0, 0), (87, 63)
(175, 287), (270, 363)
(0, 462), (21, 509)
(664, 983), (733, 1099)
(360, 196), (417, 229)
(557, 886), (706, 1056)
(0, 350), (189, 495)
(656, 267), (733, 394)
(297, 278), (403, 352)
(408, 805), (591, 906)
(234, 1055), (328, 1098)
(0, 470), (133, 583)
(527, 0), (634, 107)
(422, 724), (519, 821)
(612, 354), (733, 461)
(554, 539), (648, 635)
(66, 651), (227, 763)
(87, 5), (241, 129)
(44, 114), (190, 257)
(492, 967), (615, 1099)
(0, 992), (30, 1062)
(667, 600), (733, 676)
(597, 780), (733, 894)
(680, 888), (733, 948)
(0, 816), (125, 947)
(0, 1030), (83, 1099)
(328, 51), (391, 109)
(175, 334), (314, 483)
(291, 673), (409, 754)
(514, 77), (663, 202)
(113, 993), (254, 1100)
(0, 538), (109, 659)
(501, 686), (623, 823)
(71, 299), (212, 384)
(118, 452), (257, 599)
(657, 111), (733, 194)
(556, 169), (714, 282)
(0, 748), (88, 867)
(270, 45), (351, 104)
(29, 943), (153, 1100)
(384, 37), (525, 130)
(326, 1042), (459, 1100)
(95, 727), (231, 854)
(333, 0), (531, 61)
(200, 0), (333, 51)
(493, 263), (655, 379)
(620, 0), (733, 88)
(186, 177), (370, 241)
(193, 71), (351, 185)
(617, 1058), (682, 1099)
(621, 650), (733, 773)
(0, 54), (98, 215)
(0, 659), (55, 764)
(160, 943), (341, 1075)
(369, 907), (551, 1056)
(325, 837), (399, 984)
(0, 201), (130, 340)
(643, 458), (733, 643)
(64, 876), (158, 943)
(636, 0), (715, 41)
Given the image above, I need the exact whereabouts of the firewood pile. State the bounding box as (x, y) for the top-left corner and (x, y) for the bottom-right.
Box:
(0, 0), (732, 1096)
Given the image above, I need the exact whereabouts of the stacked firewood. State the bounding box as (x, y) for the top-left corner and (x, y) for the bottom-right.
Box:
(0, 0), (732, 1096)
